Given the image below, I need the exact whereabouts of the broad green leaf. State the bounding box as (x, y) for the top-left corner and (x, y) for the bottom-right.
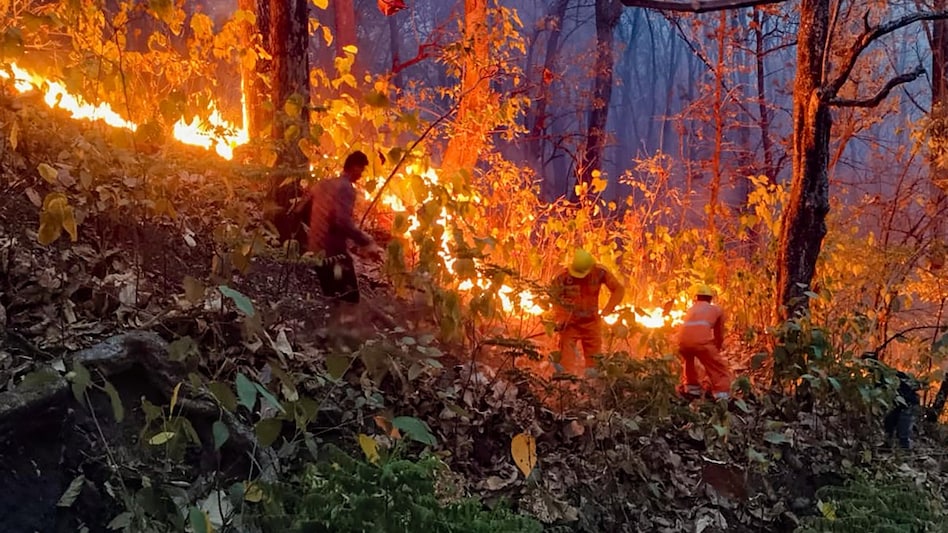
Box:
(244, 482), (264, 503)
(511, 433), (537, 477)
(764, 431), (789, 445)
(103, 381), (124, 423)
(254, 383), (286, 414)
(208, 381), (237, 412)
(817, 500), (837, 520)
(107, 512), (133, 530)
(169, 336), (198, 362)
(188, 506), (211, 533)
(212, 420), (229, 451)
(358, 433), (380, 464)
(149, 431), (176, 445)
(392, 416), (436, 446)
(235, 373), (258, 411)
(57, 475), (85, 507)
(325, 355), (350, 380)
(218, 285), (255, 317)
(69, 360), (91, 404)
(255, 418), (283, 447)
(169, 382), (182, 415)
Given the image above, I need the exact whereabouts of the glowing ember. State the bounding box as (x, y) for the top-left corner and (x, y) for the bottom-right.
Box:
(1, 62), (247, 159)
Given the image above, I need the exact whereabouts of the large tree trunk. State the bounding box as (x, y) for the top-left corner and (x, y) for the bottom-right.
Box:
(268, 0), (310, 190)
(578, 0), (621, 189)
(442, 0), (491, 176)
(708, 10), (727, 241)
(774, 0), (831, 320)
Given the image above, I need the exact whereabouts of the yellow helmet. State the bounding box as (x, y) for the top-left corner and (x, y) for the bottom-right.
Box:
(695, 284), (715, 298)
(568, 249), (595, 278)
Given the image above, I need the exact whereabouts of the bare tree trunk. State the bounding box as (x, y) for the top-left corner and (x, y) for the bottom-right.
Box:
(775, 0), (831, 320)
(753, 6), (774, 182)
(931, 0), (948, 249)
(388, 15), (403, 89)
(442, 0), (491, 176)
(529, 0), (569, 198)
(334, 0), (357, 57)
(578, 0), (621, 189)
(708, 10), (727, 241)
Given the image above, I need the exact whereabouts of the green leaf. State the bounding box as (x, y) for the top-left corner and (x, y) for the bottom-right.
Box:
(255, 418), (283, 447)
(212, 420), (230, 451)
(254, 383), (286, 414)
(70, 360), (91, 404)
(169, 336), (199, 362)
(107, 512), (133, 530)
(764, 431), (789, 445)
(188, 506), (210, 533)
(208, 381), (238, 412)
(149, 431), (176, 445)
(103, 381), (125, 423)
(325, 355), (350, 380)
(392, 416), (436, 446)
(219, 285), (255, 317)
(57, 475), (85, 507)
(235, 373), (258, 411)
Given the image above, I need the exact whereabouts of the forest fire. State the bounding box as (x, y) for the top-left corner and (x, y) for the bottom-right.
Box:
(1, 62), (680, 329)
(374, 165), (682, 328)
(1, 63), (247, 159)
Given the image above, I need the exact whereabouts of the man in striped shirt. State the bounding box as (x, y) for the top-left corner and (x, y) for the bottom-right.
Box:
(305, 151), (383, 306)
(677, 284), (732, 400)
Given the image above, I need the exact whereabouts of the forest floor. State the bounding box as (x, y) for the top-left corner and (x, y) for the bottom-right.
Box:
(2, 96), (948, 533)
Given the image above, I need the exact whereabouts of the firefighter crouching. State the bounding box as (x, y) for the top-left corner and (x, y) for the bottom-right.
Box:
(677, 284), (733, 400)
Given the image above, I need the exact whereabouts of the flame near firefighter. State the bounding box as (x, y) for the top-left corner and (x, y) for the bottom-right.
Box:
(1, 61), (682, 329)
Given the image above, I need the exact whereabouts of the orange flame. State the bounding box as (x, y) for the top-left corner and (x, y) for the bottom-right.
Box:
(373, 164), (683, 328)
(1, 62), (248, 159)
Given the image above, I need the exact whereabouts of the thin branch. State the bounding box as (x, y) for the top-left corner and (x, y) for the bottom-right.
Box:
(620, 0), (787, 13)
(826, 10), (948, 100)
(829, 65), (927, 108)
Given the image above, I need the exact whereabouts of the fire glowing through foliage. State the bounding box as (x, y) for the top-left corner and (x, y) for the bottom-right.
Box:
(2, 62), (682, 329)
(1, 63), (248, 159)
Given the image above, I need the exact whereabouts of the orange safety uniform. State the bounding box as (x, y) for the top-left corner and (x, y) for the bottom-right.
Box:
(551, 266), (622, 374)
(677, 300), (732, 395)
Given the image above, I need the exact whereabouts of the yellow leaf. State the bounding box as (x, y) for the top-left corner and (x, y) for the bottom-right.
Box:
(244, 481), (264, 503)
(343, 44), (358, 55)
(358, 433), (380, 464)
(61, 206), (77, 241)
(321, 25), (333, 46)
(591, 176), (608, 194)
(170, 382), (182, 415)
(511, 433), (537, 477)
(149, 431), (176, 445)
(38, 162), (58, 183)
(313, 0), (328, 8)
(10, 121), (18, 151)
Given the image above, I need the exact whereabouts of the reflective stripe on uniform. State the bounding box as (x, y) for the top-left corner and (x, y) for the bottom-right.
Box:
(683, 320), (713, 327)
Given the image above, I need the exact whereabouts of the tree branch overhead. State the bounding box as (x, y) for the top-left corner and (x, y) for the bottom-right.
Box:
(619, 0), (787, 13)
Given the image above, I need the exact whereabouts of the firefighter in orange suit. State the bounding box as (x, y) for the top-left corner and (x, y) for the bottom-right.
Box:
(550, 249), (624, 375)
(677, 285), (732, 400)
